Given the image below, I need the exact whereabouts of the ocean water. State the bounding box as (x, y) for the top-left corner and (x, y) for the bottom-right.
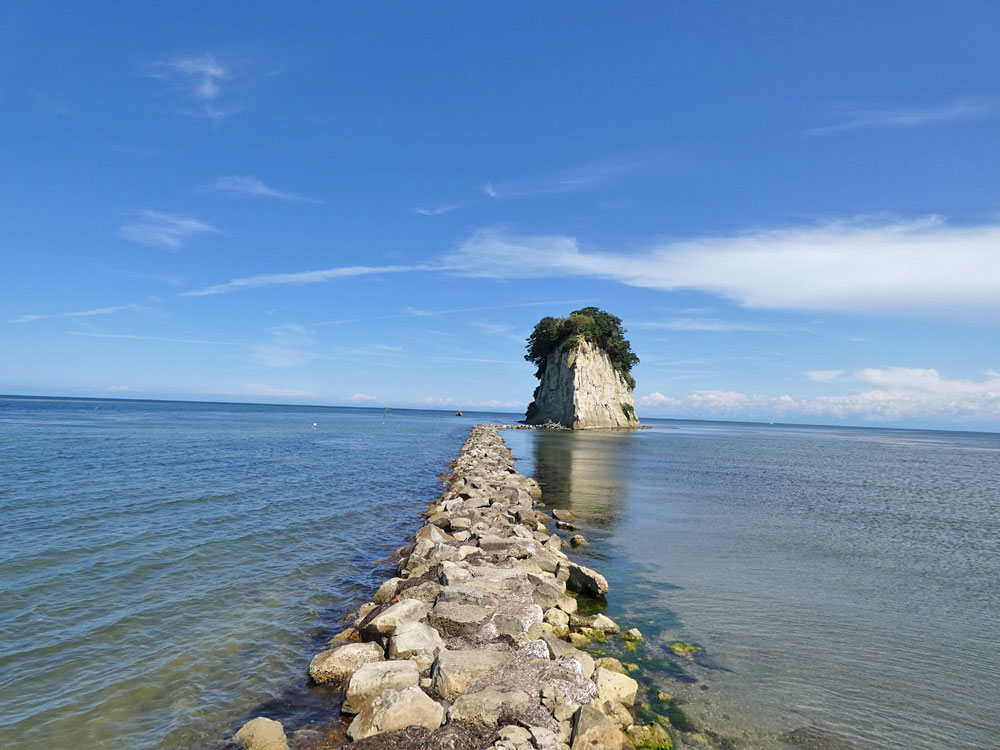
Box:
(3, 400), (998, 750)
(503, 422), (1000, 750)
(0, 397), (505, 749)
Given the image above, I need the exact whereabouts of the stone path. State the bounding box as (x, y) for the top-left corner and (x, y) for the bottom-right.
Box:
(234, 425), (673, 750)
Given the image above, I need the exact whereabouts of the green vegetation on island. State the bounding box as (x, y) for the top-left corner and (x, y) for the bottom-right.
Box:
(525, 306), (640, 388)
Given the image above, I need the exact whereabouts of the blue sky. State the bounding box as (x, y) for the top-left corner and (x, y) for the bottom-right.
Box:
(3, 2), (999, 430)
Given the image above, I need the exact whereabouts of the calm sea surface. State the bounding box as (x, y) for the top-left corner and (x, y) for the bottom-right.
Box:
(0, 397), (497, 749)
(504, 422), (1000, 750)
(2, 400), (998, 750)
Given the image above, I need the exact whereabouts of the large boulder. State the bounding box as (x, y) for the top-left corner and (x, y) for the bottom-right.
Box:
(432, 649), (515, 697)
(428, 601), (491, 636)
(343, 660), (420, 714)
(308, 642), (384, 684)
(361, 599), (430, 641)
(562, 563), (609, 596)
(388, 621), (444, 672)
(594, 666), (638, 707)
(233, 717), (288, 750)
(346, 686), (444, 740)
(571, 705), (628, 749)
(447, 687), (533, 730)
(542, 633), (595, 679)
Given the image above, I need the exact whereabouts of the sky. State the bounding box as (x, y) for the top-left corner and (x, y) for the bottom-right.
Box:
(2, 2), (999, 431)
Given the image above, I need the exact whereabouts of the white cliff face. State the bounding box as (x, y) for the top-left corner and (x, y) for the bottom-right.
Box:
(526, 338), (640, 429)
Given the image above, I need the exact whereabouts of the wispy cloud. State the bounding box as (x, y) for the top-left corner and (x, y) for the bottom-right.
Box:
(67, 331), (243, 346)
(182, 264), (435, 296)
(347, 393), (379, 403)
(10, 304), (146, 324)
(118, 210), (219, 249)
(639, 368), (1000, 423)
(807, 370), (844, 382)
(317, 299), (586, 327)
(208, 175), (320, 203)
(146, 53), (240, 121)
(483, 157), (642, 199)
(34, 92), (70, 115)
(250, 324), (321, 368)
(415, 204), (462, 216)
(432, 357), (519, 365)
(443, 217), (1000, 321)
(642, 318), (778, 332)
(106, 385), (131, 392)
(810, 97), (992, 135)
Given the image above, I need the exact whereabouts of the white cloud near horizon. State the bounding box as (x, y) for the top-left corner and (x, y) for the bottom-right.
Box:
(444, 217), (1000, 320)
(228, 384), (316, 399)
(146, 54), (240, 121)
(10, 304), (146, 324)
(209, 175), (320, 202)
(119, 210), (219, 249)
(810, 97), (993, 135)
(639, 367), (1000, 423)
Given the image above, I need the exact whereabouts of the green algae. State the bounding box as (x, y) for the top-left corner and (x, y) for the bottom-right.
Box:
(668, 641), (703, 655)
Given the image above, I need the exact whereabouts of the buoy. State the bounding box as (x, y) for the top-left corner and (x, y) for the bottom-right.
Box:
(312, 422), (317, 428)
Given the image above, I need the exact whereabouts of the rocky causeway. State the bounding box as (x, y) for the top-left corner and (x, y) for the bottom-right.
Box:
(231, 424), (674, 750)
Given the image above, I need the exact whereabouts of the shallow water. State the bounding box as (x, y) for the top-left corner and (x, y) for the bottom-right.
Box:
(0, 397), (505, 749)
(503, 421), (1000, 749)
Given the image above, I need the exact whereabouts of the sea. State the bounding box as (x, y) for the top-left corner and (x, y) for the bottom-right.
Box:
(1, 397), (997, 749)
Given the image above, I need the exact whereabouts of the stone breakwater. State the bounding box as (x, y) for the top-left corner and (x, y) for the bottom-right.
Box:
(232, 425), (672, 750)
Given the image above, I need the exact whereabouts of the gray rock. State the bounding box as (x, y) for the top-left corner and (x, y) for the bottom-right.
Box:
(233, 717), (288, 750)
(398, 580), (443, 604)
(620, 627), (643, 642)
(428, 601), (491, 635)
(346, 686), (444, 740)
(432, 649), (515, 697)
(388, 621), (444, 672)
(571, 704), (627, 749)
(343, 660), (420, 714)
(542, 633), (595, 679)
(562, 563), (609, 596)
(593, 667), (638, 707)
(308, 642), (384, 684)
(533, 581), (578, 614)
(530, 725), (570, 750)
(588, 613), (619, 633)
(447, 686), (533, 730)
(373, 577), (402, 605)
(362, 599), (430, 640)
(552, 509), (576, 522)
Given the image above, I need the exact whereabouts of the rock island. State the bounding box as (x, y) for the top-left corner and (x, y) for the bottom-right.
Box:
(524, 308), (640, 429)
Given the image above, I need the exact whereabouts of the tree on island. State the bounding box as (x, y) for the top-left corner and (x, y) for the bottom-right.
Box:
(525, 306), (639, 388)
